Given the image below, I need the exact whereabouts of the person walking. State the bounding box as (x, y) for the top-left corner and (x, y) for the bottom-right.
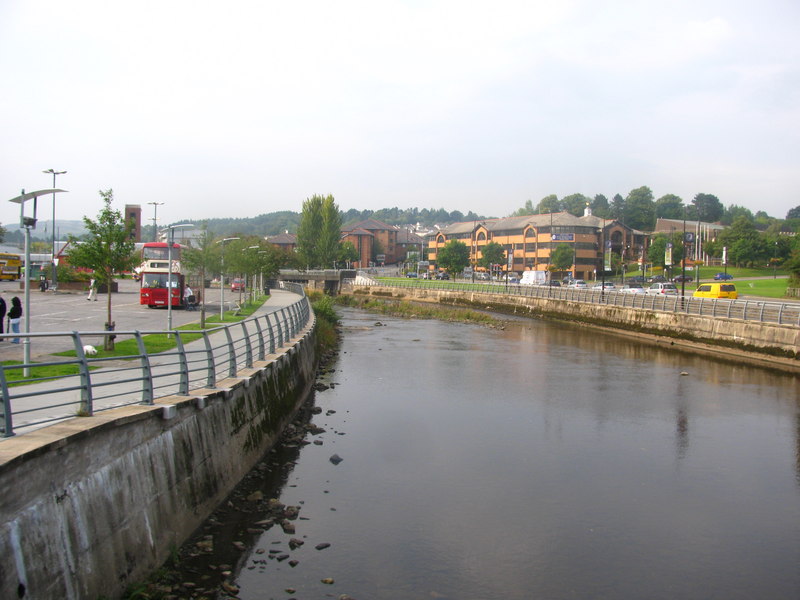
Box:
(0, 296), (6, 335)
(8, 296), (22, 343)
(87, 277), (98, 301)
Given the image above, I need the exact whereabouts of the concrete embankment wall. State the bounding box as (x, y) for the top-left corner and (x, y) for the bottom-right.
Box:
(354, 286), (800, 371)
(0, 316), (317, 600)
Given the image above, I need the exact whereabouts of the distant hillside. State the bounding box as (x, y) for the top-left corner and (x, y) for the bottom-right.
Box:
(172, 207), (493, 238)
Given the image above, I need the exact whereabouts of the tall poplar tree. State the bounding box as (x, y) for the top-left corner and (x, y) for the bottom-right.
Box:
(319, 195), (342, 268)
(296, 195), (324, 268)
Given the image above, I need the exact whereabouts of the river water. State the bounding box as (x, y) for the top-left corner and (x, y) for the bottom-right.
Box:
(206, 307), (800, 599)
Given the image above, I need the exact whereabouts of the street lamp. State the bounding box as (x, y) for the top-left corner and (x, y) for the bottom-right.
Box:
(147, 202), (164, 242)
(8, 187), (68, 375)
(165, 224), (193, 334)
(42, 169), (66, 291)
(217, 237), (239, 319)
(247, 245), (260, 304)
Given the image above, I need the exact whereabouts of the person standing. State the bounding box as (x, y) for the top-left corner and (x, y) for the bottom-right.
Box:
(8, 296), (22, 343)
(87, 277), (97, 301)
(0, 296), (6, 335)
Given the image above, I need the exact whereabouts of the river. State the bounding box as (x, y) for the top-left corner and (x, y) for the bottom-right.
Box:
(177, 307), (800, 600)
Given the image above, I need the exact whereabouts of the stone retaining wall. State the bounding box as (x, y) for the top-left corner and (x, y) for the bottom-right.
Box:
(353, 286), (800, 371)
(0, 314), (317, 600)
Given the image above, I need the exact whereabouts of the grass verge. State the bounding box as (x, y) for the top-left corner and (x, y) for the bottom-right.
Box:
(336, 294), (500, 326)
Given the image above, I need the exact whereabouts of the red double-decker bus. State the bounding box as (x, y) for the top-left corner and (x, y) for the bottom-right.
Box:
(138, 242), (187, 308)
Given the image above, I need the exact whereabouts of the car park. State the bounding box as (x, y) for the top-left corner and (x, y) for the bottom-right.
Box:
(591, 282), (616, 291)
(694, 283), (738, 299)
(714, 272), (733, 280)
(541, 280), (561, 287)
(646, 282), (678, 295)
(619, 283), (645, 294)
(435, 272), (450, 280)
(475, 272), (491, 281)
(626, 275), (646, 284)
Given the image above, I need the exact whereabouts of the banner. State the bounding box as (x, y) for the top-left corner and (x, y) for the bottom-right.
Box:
(604, 240), (612, 271)
(665, 242), (673, 267)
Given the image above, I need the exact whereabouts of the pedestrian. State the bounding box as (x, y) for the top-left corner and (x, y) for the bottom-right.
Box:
(183, 284), (194, 307)
(87, 277), (97, 301)
(39, 274), (48, 292)
(0, 296), (6, 335)
(8, 296), (22, 344)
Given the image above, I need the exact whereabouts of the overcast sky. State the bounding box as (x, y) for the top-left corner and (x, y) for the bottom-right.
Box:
(1, 0), (798, 230)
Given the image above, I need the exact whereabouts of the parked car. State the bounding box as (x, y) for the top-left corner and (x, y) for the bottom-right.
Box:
(646, 282), (678, 295)
(714, 272), (734, 280)
(626, 275), (646, 284)
(507, 275), (520, 284)
(619, 283), (646, 294)
(405, 272), (418, 278)
(435, 272), (450, 280)
(230, 278), (245, 292)
(475, 272), (491, 281)
(542, 280), (561, 287)
(694, 283), (738, 299)
(672, 274), (693, 283)
(591, 282), (616, 291)
(647, 275), (667, 283)
(568, 279), (588, 289)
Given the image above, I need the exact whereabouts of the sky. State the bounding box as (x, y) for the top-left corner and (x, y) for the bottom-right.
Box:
(1, 0), (799, 230)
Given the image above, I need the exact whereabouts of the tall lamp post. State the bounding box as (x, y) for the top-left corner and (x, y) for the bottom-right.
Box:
(147, 202), (164, 242)
(165, 224), (193, 334)
(8, 187), (68, 376)
(217, 237), (239, 319)
(42, 169), (66, 291)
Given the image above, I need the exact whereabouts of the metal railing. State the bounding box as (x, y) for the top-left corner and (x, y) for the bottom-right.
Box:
(354, 277), (800, 327)
(0, 283), (312, 437)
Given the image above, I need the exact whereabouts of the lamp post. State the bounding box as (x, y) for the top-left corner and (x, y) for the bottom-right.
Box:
(165, 224), (193, 334)
(147, 202), (164, 242)
(217, 237), (239, 319)
(247, 245), (260, 304)
(8, 187), (67, 376)
(42, 169), (66, 290)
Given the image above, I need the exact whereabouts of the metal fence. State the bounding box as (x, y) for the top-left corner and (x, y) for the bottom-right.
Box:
(0, 283), (312, 437)
(354, 278), (800, 327)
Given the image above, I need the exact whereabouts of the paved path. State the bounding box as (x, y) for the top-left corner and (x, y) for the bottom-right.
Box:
(0, 282), (306, 436)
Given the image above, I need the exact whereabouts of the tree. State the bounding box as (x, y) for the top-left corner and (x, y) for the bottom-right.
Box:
(296, 195), (324, 268)
(655, 194), (684, 220)
(647, 233), (684, 269)
(591, 194), (610, 218)
(477, 241), (505, 270)
(67, 190), (136, 350)
(610, 194), (625, 220)
(319, 195), (342, 268)
(182, 224), (219, 327)
(536, 195), (560, 214)
(339, 241), (359, 267)
(623, 186), (655, 230)
(561, 193), (591, 217)
(436, 240), (470, 278)
(786, 206), (800, 220)
(692, 193), (724, 223)
(722, 204), (754, 226)
(510, 199), (535, 217)
(550, 243), (574, 273)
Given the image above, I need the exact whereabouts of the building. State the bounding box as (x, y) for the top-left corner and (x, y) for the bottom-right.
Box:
(265, 231), (297, 253)
(341, 219), (399, 265)
(125, 205), (142, 242)
(427, 208), (648, 281)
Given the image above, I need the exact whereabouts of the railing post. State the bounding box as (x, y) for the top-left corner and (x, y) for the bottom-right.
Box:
(254, 316), (266, 361)
(201, 330), (216, 388)
(133, 331), (154, 405)
(0, 364), (14, 437)
(72, 332), (94, 414)
(275, 309), (286, 347)
(241, 321), (253, 368)
(264, 312), (276, 354)
(174, 332), (189, 395)
(223, 325), (237, 378)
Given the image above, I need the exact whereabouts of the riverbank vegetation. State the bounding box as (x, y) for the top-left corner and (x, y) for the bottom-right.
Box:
(336, 293), (501, 326)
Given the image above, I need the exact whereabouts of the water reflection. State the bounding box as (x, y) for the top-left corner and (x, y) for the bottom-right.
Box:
(226, 308), (800, 600)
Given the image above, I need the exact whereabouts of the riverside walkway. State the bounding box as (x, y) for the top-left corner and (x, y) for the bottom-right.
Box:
(0, 282), (310, 437)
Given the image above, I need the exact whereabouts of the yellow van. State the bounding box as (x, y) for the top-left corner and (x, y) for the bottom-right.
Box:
(693, 283), (738, 299)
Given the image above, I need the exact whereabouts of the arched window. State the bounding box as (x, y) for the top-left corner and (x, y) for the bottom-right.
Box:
(477, 231), (486, 241)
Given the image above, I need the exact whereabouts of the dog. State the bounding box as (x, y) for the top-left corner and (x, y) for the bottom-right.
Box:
(82, 345), (98, 356)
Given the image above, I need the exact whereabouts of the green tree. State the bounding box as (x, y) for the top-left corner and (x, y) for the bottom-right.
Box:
(561, 193), (591, 217)
(692, 193), (724, 223)
(550, 243), (574, 272)
(296, 195), (324, 268)
(67, 189), (136, 350)
(610, 194), (625, 220)
(477, 241), (505, 270)
(591, 194), (610, 218)
(536, 194), (560, 214)
(319, 195), (342, 268)
(719, 216), (766, 267)
(182, 224), (219, 327)
(786, 206), (800, 220)
(436, 240), (470, 278)
(623, 186), (655, 230)
(511, 199), (535, 217)
(647, 233), (684, 269)
(655, 194), (684, 219)
(722, 204), (754, 226)
(339, 241), (359, 267)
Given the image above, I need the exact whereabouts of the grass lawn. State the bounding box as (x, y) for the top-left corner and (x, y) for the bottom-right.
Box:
(1, 361), (96, 385)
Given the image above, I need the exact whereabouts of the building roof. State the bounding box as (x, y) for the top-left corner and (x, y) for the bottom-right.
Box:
(396, 229), (424, 244)
(343, 228), (374, 237)
(653, 218), (726, 233)
(266, 232), (297, 245)
(345, 218), (397, 232)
